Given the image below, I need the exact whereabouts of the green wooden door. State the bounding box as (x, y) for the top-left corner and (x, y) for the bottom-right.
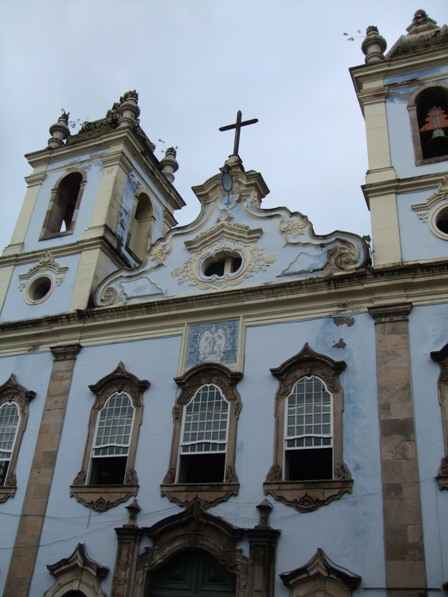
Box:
(149, 549), (236, 596)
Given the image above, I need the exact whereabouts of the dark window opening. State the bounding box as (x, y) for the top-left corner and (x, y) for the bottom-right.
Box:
(202, 252), (242, 278)
(285, 448), (333, 481)
(436, 208), (448, 235)
(178, 453), (226, 483)
(89, 456), (127, 485)
(28, 276), (52, 302)
(417, 88), (448, 160)
(42, 171), (83, 237)
(0, 460), (10, 486)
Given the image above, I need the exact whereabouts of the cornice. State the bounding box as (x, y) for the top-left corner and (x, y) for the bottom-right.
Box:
(0, 260), (447, 355)
(362, 172), (447, 207)
(0, 234), (129, 269)
(350, 49), (448, 90)
(25, 128), (185, 212)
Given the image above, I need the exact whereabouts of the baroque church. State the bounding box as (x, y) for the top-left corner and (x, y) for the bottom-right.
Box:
(0, 9), (447, 597)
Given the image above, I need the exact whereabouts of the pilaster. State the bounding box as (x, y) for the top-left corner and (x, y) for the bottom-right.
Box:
(4, 344), (82, 597)
(369, 304), (427, 594)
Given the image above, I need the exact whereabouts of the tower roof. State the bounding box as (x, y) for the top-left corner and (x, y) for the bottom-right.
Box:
(386, 10), (448, 59)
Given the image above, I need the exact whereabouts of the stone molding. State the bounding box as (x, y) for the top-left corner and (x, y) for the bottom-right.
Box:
(264, 344), (352, 512)
(280, 548), (361, 596)
(0, 374), (36, 503)
(50, 343), (82, 361)
(368, 303), (413, 323)
(161, 363), (242, 509)
(134, 500), (249, 597)
(431, 343), (448, 489)
(71, 362), (149, 511)
(44, 543), (109, 597)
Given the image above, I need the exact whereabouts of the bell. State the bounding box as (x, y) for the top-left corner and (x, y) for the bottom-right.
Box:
(430, 127), (448, 152)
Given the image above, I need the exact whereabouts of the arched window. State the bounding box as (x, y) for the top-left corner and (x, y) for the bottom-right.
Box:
(127, 191), (153, 261)
(178, 384), (229, 483)
(0, 374), (35, 503)
(161, 363), (242, 509)
(285, 376), (333, 481)
(40, 171), (86, 239)
(264, 344), (352, 512)
(88, 392), (135, 485)
(409, 84), (448, 164)
(70, 363), (149, 512)
(0, 402), (20, 486)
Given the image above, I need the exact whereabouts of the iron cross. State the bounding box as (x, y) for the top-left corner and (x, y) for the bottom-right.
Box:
(219, 110), (258, 156)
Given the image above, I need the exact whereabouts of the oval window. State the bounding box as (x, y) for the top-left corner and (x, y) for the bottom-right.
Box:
(26, 276), (53, 303)
(202, 251), (243, 278)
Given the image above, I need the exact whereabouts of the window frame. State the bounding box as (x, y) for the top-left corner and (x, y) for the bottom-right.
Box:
(264, 344), (353, 512)
(161, 363), (242, 509)
(0, 374), (36, 503)
(408, 82), (448, 166)
(284, 375), (334, 482)
(431, 343), (448, 489)
(40, 170), (87, 240)
(126, 189), (154, 262)
(70, 362), (149, 512)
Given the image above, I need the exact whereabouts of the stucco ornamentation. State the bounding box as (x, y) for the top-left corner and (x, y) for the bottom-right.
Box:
(18, 252), (68, 304)
(149, 241), (170, 265)
(412, 176), (448, 238)
(172, 237), (275, 289)
(280, 214), (309, 242)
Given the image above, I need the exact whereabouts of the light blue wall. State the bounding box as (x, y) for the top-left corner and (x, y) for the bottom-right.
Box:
(31, 335), (183, 596)
(0, 352), (51, 597)
(24, 156), (105, 252)
(397, 187), (448, 263)
(0, 253), (81, 322)
(409, 304), (448, 588)
(27, 311), (385, 595)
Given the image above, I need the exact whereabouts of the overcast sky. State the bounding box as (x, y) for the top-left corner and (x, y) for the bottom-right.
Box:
(1, 1), (446, 251)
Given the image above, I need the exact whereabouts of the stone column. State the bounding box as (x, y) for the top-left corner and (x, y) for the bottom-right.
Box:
(111, 501), (143, 597)
(369, 305), (427, 595)
(246, 500), (281, 596)
(4, 344), (82, 597)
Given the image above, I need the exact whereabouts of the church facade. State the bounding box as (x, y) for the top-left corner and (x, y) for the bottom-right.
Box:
(0, 10), (447, 597)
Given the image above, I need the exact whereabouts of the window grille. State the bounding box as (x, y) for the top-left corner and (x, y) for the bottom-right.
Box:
(181, 384), (229, 455)
(0, 403), (20, 485)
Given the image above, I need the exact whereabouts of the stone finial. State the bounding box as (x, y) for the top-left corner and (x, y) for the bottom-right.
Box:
(160, 147), (179, 183)
(117, 90), (140, 129)
(125, 499), (141, 526)
(406, 9), (438, 35)
(48, 112), (70, 149)
(361, 25), (387, 64)
(256, 499), (273, 529)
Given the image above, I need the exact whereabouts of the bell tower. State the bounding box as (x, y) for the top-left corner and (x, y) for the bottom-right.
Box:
(351, 10), (448, 268)
(0, 92), (184, 319)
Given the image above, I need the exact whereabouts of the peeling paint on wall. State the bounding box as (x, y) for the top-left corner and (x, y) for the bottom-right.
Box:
(332, 315), (355, 327)
(333, 338), (347, 349)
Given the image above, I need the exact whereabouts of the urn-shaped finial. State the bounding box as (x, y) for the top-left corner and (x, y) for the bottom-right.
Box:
(160, 147), (179, 183)
(117, 90), (141, 129)
(48, 112), (70, 149)
(361, 25), (387, 64)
